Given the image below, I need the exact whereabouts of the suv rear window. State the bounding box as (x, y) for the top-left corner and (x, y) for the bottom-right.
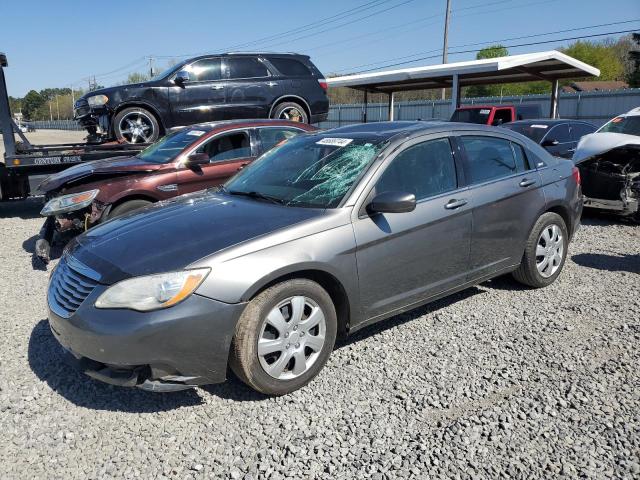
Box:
(269, 58), (312, 76)
(226, 58), (269, 79)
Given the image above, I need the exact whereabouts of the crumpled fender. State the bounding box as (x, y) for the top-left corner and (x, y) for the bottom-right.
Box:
(573, 132), (640, 164)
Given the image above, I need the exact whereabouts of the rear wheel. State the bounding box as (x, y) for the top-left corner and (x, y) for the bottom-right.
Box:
(512, 212), (568, 288)
(107, 199), (153, 220)
(271, 102), (309, 123)
(113, 107), (160, 144)
(230, 279), (337, 395)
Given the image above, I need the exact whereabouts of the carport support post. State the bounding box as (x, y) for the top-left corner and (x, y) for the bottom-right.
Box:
(450, 74), (461, 116)
(388, 92), (395, 121)
(362, 90), (368, 123)
(550, 78), (559, 119)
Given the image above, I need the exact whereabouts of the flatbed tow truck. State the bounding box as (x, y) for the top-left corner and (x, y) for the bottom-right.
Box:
(0, 52), (149, 202)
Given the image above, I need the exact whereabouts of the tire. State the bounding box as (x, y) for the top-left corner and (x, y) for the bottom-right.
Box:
(230, 279), (337, 395)
(512, 212), (569, 288)
(107, 199), (153, 219)
(113, 107), (160, 144)
(271, 102), (309, 124)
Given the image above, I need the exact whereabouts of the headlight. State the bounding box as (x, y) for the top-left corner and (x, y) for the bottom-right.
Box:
(40, 189), (99, 216)
(95, 268), (210, 311)
(87, 94), (108, 107)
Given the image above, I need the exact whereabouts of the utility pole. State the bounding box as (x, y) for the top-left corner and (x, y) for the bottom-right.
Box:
(70, 84), (75, 113)
(56, 95), (60, 120)
(49, 101), (53, 121)
(441, 0), (452, 100)
(149, 56), (155, 78)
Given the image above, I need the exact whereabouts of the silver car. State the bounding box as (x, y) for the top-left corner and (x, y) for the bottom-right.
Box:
(47, 121), (583, 395)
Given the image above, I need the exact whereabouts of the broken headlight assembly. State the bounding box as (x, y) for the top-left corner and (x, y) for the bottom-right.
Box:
(95, 268), (210, 311)
(86, 94), (109, 107)
(40, 189), (100, 216)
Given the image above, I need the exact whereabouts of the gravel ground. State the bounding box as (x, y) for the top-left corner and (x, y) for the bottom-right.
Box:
(0, 199), (638, 479)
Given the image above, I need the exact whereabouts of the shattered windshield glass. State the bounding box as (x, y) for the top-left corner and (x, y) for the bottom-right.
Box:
(136, 128), (207, 164)
(598, 116), (640, 136)
(224, 135), (385, 208)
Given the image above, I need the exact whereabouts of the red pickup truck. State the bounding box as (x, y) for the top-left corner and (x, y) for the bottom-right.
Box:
(450, 104), (542, 126)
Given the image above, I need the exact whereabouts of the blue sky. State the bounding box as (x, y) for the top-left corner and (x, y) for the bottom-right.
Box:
(1, 0), (639, 96)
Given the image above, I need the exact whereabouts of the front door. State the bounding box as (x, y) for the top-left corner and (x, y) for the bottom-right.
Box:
(177, 129), (254, 194)
(542, 123), (574, 158)
(457, 135), (544, 279)
(169, 57), (227, 126)
(223, 57), (279, 119)
(353, 137), (472, 321)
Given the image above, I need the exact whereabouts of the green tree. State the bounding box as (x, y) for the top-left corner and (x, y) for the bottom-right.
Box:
(466, 45), (509, 97)
(560, 40), (624, 81)
(476, 45), (508, 59)
(22, 90), (44, 120)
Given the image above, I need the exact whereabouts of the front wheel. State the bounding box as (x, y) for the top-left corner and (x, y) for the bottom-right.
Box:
(271, 102), (309, 123)
(512, 212), (569, 288)
(107, 199), (153, 220)
(230, 279), (337, 395)
(113, 107), (160, 144)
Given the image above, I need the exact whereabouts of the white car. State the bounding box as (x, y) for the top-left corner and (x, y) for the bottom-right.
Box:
(573, 107), (640, 220)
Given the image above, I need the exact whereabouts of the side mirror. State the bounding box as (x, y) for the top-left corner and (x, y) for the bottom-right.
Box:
(174, 70), (191, 85)
(367, 191), (416, 214)
(186, 152), (209, 166)
(542, 138), (559, 147)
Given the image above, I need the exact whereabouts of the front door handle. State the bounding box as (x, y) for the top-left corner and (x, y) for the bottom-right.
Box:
(210, 84), (224, 90)
(519, 178), (536, 187)
(445, 198), (467, 210)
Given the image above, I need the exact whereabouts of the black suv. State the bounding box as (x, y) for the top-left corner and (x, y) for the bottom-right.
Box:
(74, 53), (329, 144)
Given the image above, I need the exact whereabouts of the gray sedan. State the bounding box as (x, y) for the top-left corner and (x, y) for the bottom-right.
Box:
(47, 121), (582, 395)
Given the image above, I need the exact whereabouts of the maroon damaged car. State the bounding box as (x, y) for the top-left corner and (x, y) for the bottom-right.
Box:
(35, 119), (316, 261)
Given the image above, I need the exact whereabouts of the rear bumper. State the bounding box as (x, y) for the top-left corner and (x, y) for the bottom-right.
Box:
(48, 289), (247, 389)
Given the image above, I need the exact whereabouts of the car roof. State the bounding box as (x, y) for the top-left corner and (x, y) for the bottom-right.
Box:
(187, 52), (309, 62)
(170, 119), (317, 134)
(506, 119), (592, 126)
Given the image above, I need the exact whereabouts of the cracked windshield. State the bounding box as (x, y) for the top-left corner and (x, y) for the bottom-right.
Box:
(225, 135), (385, 208)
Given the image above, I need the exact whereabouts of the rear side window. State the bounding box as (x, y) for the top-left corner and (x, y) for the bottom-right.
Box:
(186, 58), (222, 82)
(376, 138), (457, 201)
(225, 58), (269, 79)
(197, 131), (251, 162)
(570, 123), (596, 141)
(511, 143), (530, 171)
(269, 58), (312, 76)
(258, 127), (303, 152)
(460, 136), (518, 184)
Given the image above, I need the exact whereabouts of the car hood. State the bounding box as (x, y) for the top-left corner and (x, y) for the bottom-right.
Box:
(573, 132), (640, 164)
(67, 190), (325, 284)
(37, 156), (163, 193)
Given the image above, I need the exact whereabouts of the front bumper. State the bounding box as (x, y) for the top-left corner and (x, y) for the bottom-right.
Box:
(48, 286), (247, 389)
(74, 101), (111, 136)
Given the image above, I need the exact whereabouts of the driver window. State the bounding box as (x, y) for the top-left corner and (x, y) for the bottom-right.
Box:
(375, 138), (457, 201)
(197, 131), (251, 162)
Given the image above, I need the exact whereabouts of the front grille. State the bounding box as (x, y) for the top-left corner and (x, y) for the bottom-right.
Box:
(48, 256), (100, 318)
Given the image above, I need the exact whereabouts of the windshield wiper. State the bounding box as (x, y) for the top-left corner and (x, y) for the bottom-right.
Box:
(227, 189), (286, 205)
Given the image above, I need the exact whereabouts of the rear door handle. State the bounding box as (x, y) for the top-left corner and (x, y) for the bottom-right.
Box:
(445, 198), (467, 210)
(519, 178), (536, 187)
(210, 84), (224, 90)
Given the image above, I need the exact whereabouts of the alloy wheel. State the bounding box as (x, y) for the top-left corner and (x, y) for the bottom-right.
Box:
(118, 111), (154, 143)
(258, 296), (326, 380)
(536, 223), (564, 278)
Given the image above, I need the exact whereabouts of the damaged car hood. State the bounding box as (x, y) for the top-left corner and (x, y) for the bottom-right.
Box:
(573, 132), (640, 164)
(66, 190), (326, 284)
(37, 156), (163, 193)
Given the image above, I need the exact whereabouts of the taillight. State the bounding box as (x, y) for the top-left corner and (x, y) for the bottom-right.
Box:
(572, 166), (581, 185)
(318, 78), (328, 93)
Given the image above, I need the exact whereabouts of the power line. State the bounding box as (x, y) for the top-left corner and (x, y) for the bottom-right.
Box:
(344, 28), (639, 74)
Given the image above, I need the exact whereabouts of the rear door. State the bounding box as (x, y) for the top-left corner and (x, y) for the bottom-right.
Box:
(353, 136), (472, 321)
(255, 126), (308, 155)
(223, 57), (279, 119)
(457, 134), (544, 280)
(176, 129), (255, 194)
(168, 57), (227, 126)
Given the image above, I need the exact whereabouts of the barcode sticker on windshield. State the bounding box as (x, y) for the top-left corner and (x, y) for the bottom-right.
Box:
(530, 124), (548, 129)
(187, 130), (206, 136)
(316, 138), (353, 147)
(479, 109), (491, 114)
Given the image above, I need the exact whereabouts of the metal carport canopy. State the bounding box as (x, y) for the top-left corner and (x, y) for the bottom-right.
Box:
(327, 50), (600, 120)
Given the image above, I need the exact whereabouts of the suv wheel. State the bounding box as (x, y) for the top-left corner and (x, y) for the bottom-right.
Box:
(512, 212), (568, 288)
(113, 107), (160, 144)
(271, 102), (309, 123)
(230, 279), (337, 395)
